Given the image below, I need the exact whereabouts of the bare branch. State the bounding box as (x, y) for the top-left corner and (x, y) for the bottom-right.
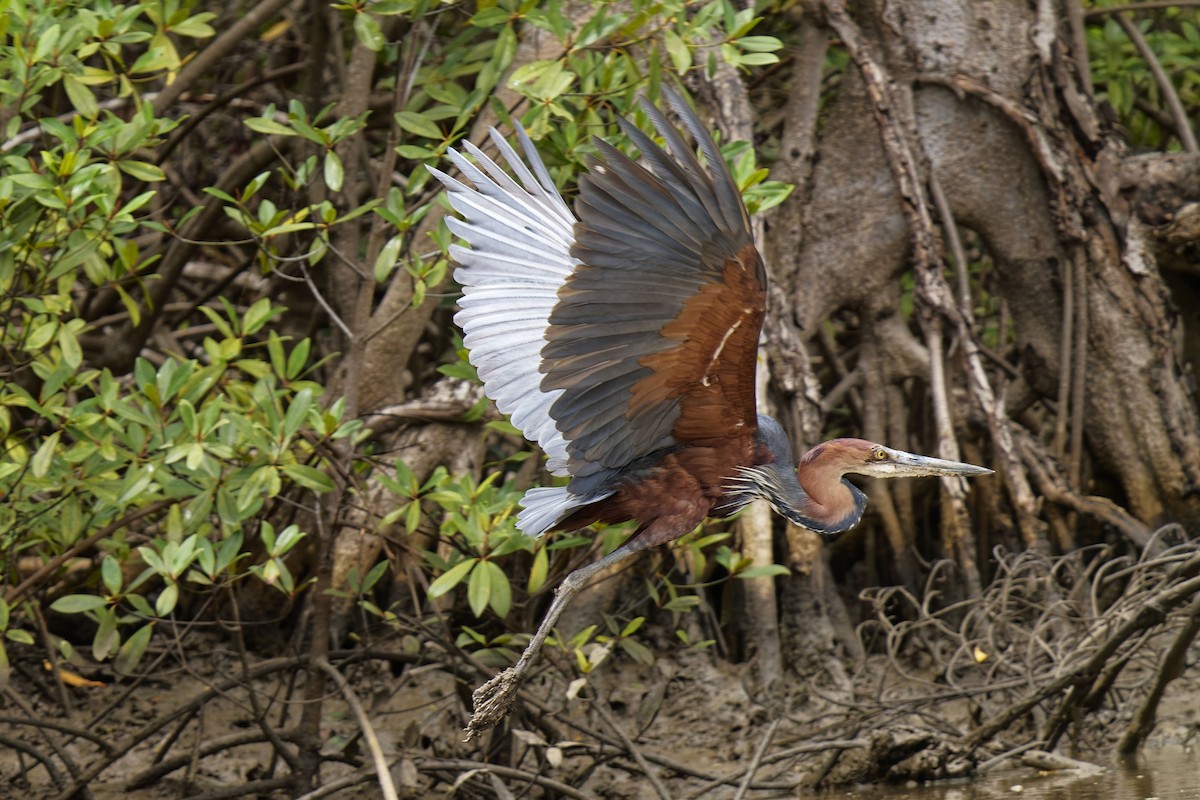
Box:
(1113, 12), (1199, 153)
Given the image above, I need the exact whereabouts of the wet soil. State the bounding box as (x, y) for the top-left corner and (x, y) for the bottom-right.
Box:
(3, 638), (1199, 798)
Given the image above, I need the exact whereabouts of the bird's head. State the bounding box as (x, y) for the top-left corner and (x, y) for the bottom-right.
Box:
(804, 438), (994, 481)
(723, 421), (992, 534)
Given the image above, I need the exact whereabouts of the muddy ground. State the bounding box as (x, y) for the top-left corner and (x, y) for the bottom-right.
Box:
(4, 627), (1199, 799)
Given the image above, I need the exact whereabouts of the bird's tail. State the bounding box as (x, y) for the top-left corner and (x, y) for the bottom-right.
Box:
(517, 486), (613, 537)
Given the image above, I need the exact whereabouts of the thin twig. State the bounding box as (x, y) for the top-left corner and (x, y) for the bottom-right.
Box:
(298, 259), (355, 340)
(965, 556), (1200, 751)
(592, 693), (674, 800)
(1116, 592), (1200, 752)
(5, 498), (175, 605)
(227, 589), (301, 771)
(0, 733), (67, 789)
(0, 715), (113, 754)
(1114, 13), (1199, 153)
(732, 718), (780, 800)
(928, 170), (1042, 549)
(151, 0), (294, 113)
(31, 605), (74, 716)
(1068, 246), (1088, 492)
(408, 758), (596, 800)
(1053, 247), (1074, 461)
(1084, 1), (1200, 18)
(156, 64), (305, 164)
(314, 658), (399, 800)
(128, 731), (285, 790)
(0, 686), (89, 797)
(976, 739), (1045, 773)
(1067, 1), (1093, 98)
(174, 777), (293, 800)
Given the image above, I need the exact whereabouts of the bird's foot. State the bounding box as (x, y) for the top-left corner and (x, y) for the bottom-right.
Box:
(465, 666), (523, 740)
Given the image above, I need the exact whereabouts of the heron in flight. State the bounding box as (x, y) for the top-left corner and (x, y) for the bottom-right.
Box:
(431, 88), (990, 736)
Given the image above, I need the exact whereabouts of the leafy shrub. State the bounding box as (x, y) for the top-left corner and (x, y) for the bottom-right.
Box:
(0, 0), (356, 680)
(0, 0), (790, 691)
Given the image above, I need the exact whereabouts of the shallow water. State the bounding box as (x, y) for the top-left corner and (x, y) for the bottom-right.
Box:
(828, 749), (1200, 799)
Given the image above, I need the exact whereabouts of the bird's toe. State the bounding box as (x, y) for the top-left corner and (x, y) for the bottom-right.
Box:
(465, 667), (522, 739)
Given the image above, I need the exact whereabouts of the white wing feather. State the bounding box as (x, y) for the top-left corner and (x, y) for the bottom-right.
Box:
(430, 127), (613, 535)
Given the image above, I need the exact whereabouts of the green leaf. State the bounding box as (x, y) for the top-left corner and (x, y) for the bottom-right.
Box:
(244, 117), (297, 136)
(427, 557), (478, 599)
(481, 560), (511, 617)
(122, 190), (156, 215)
(270, 524), (305, 557)
(467, 560), (492, 617)
(156, 582), (179, 616)
(216, 531), (244, 574)
(509, 59), (575, 101)
(373, 236), (403, 283)
(118, 160), (165, 182)
(395, 144), (436, 159)
(735, 52), (780, 67)
(93, 608), (119, 660)
(115, 623), (153, 674)
(34, 23), (61, 61)
(31, 430), (61, 478)
(619, 637), (655, 665)
(395, 111), (442, 140)
(130, 33), (181, 74)
(283, 388), (313, 438)
(27, 319), (58, 350)
(6, 630), (34, 645)
(263, 221), (316, 238)
(242, 297), (274, 335)
(50, 594), (108, 614)
(101, 556), (122, 595)
(362, 560), (389, 593)
(736, 35), (783, 53)
(63, 75), (99, 118)
(324, 151), (344, 192)
(509, 59), (556, 88)
(58, 326), (82, 368)
(663, 28), (691, 74)
(281, 463), (334, 493)
(736, 564), (790, 579)
(172, 13), (217, 38)
(470, 6), (511, 27)
(528, 546), (548, 593)
(118, 465), (155, 504)
(286, 338), (311, 379)
(353, 12), (384, 51)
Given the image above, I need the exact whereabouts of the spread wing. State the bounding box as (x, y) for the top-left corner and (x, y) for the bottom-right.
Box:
(432, 88), (767, 529)
(543, 88), (767, 496)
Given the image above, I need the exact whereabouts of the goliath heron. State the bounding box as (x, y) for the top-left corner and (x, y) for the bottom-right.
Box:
(431, 88), (991, 736)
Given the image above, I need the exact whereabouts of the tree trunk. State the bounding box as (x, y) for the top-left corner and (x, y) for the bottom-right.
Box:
(762, 0), (1200, 600)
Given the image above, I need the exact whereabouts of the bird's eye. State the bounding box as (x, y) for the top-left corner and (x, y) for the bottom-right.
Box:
(873, 448), (888, 461)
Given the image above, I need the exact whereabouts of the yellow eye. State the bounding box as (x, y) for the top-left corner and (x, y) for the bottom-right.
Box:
(873, 448), (888, 461)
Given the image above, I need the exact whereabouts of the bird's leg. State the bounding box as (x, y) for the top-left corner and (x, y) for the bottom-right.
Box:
(466, 543), (640, 739)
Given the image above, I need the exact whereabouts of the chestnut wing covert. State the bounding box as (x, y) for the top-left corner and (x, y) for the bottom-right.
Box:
(544, 93), (767, 497)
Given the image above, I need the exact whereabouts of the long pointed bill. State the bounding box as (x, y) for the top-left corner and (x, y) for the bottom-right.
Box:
(869, 447), (994, 479)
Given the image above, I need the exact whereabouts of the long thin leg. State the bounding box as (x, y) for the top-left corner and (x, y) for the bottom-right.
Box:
(465, 542), (641, 738)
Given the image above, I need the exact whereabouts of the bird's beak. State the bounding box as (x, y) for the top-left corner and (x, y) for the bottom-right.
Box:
(870, 447), (994, 479)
